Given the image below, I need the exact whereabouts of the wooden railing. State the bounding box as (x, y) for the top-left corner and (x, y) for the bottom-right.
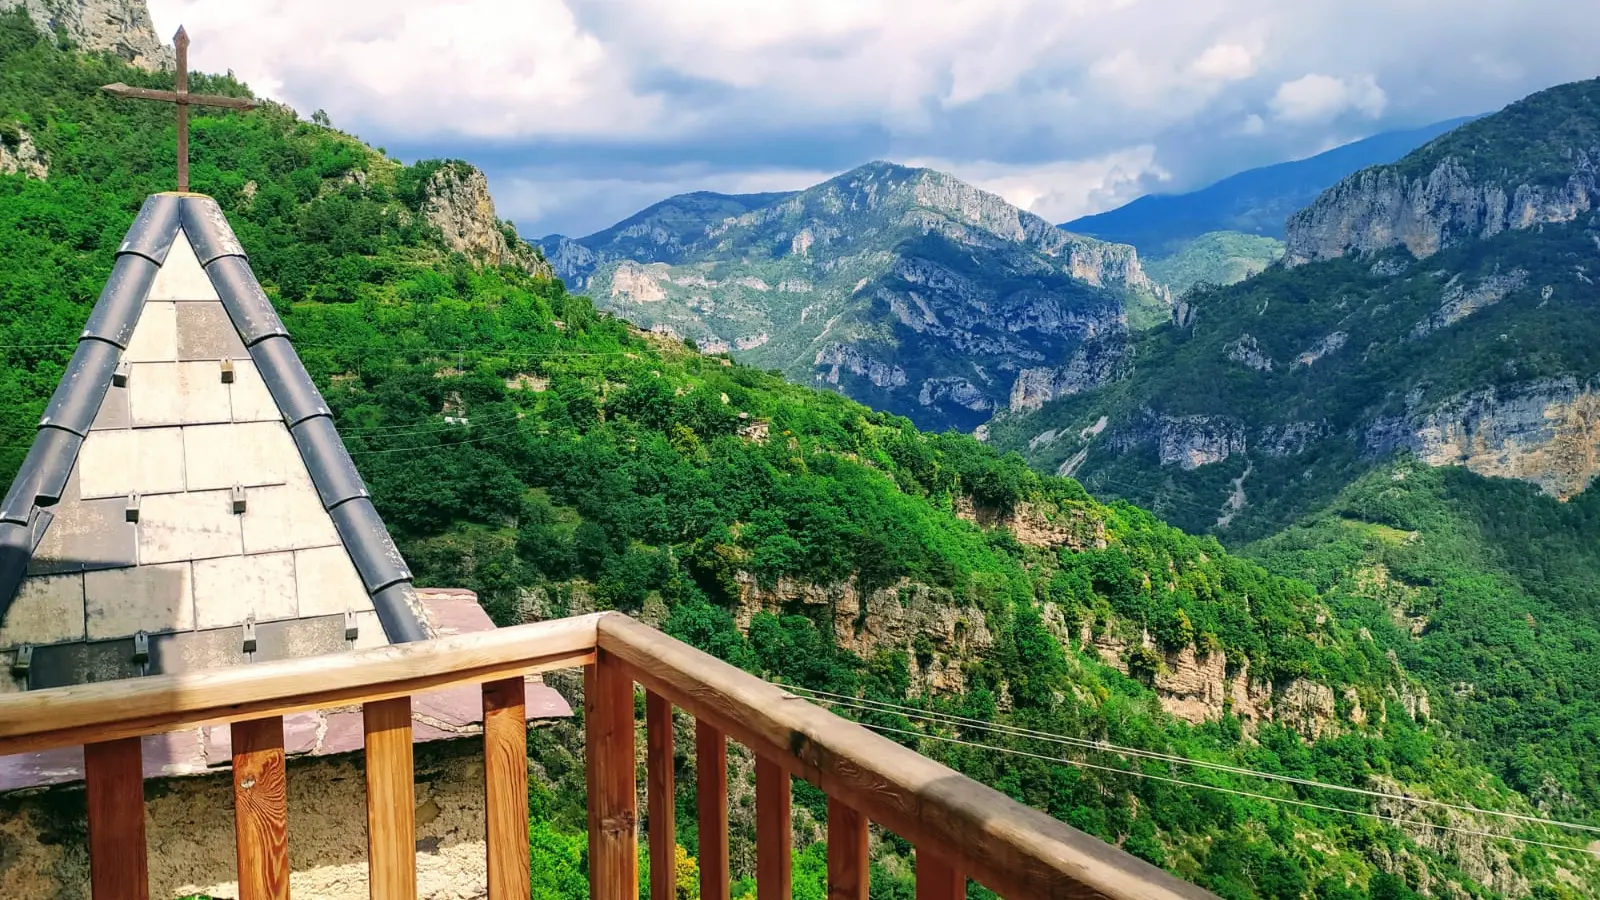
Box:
(0, 611), (1218, 900)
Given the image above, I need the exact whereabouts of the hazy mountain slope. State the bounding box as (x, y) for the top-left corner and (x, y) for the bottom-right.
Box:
(988, 77), (1600, 540)
(1062, 116), (1479, 254)
(542, 162), (1165, 432)
(1140, 230), (1286, 295)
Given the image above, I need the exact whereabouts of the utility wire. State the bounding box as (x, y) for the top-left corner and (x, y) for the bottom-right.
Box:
(788, 686), (1600, 836)
(854, 720), (1596, 857)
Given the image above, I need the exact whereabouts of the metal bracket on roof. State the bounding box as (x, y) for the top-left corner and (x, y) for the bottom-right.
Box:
(132, 631), (150, 665)
(220, 358), (235, 384)
(344, 610), (359, 643)
(231, 484), (247, 514)
(113, 361), (131, 388)
(126, 491), (141, 523)
(242, 615), (258, 655)
(10, 644), (32, 678)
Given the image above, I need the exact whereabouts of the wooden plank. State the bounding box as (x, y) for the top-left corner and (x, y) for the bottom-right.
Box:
(646, 691), (676, 900)
(231, 717), (289, 900)
(598, 613), (1220, 900)
(586, 650), (638, 900)
(364, 696), (417, 900)
(826, 796), (868, 900)
(915, 851), (964, 900)
(697, 721), (729, 900)
(756, 756), (792, 900)
(0, 613), (603, 755)
(84, 737), (148, 900)
(483, 678), (531, 900)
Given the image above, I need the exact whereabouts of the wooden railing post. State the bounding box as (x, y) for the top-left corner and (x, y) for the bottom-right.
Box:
(364, 696), (417, 900)
(915, 851), (964, 900)
(826, 797), (868, 900)
(697, 721), (730, 900)
(232, 717), (290, 900)
(84, 737), (148, 900)
(483, 677), (531, 900)
(646, 691), (676, 900)
(586, 650), (638, 900)
(756, 757), (792, 900)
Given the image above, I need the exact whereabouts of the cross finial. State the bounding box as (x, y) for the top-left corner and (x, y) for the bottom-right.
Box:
(100, 26), (257, 193)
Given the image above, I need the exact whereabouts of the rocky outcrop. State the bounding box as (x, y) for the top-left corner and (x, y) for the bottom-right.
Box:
(814, 343), (907, 389)
(954, 497), (1108, 551)
(731, 573), (993, 695)
(0, 124), (46, 179)
(421, 162), (552, 277)
(1224, 334), (1273, 372)
(1008, 338), (1132, 412)
(919, 377), (992, 412)
(1285, 150), (1599, 266)
(2, 0), (171, 70)
(1292, 331), (1347, 367)
(1367, 377), (1600, 498)
(1109, 411), (1248, 470)
(1258, 421), (1328, 457)
(1410, 269), (1529, 338)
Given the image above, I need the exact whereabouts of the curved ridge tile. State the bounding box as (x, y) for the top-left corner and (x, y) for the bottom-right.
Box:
(80, 255), (159, 348)
(180, 196), (247, 264)
(328, 498), (413, 594)
(251, 336), (331, 426)
(371, 582), (432, 644)
(39, 339), (121, 436)
(115, 194), (183, 264)
(289, 415), (369, 508)
(0, 428), (83, 525)
(204, 256), (289, 345)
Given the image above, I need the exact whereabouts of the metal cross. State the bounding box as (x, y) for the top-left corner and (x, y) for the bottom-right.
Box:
(100, 27), (257, 193)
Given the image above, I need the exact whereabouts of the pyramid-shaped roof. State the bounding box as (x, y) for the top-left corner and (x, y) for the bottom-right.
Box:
(0, 193), (432, 691)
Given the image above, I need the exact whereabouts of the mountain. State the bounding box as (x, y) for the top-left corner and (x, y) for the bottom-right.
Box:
(6, 7), (1600, 897)
(989, 77), (1600, 539)
(539, 162), (1166, 432)
(1062, 115), (1481, 254)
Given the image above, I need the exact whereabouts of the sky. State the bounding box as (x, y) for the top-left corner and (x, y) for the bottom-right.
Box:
(146, 0), (1600, 239)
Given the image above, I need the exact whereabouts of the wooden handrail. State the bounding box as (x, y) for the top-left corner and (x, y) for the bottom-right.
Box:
(0, 612), (603, 755)
(597, 612), (1219, 900)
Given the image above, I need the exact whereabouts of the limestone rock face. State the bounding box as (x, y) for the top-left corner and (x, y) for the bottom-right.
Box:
(0, 124), (47, 179)
(1284, 150), (1599, 266)
(1, 0), (172, 70)
(954, 497), (1108, 551)
(421, 162), (552, 277)
(1008, 338), (1132, 412)
(814, 342), (907, 388)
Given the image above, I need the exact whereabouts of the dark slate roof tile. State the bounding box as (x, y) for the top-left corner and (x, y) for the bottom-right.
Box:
(290, 415), (369, 509)
(38, 338), (121, 436)
(115, 194), (183, 265)
(203, 255), (288, 345)
(80, 254), (159, 348)
(250, 336), (331, 425)
(179, 196), (246, 264)
(330, 499), (412, 594)
(370, 581), (430, 644)
(0, 428), (83, 525)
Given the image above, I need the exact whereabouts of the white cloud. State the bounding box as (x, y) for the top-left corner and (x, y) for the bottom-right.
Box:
(1239, 113), (1267, 135)
(1192, 43), (1256, 81)
(1269, 73), (1388, 123)
(906, 147), (1171, 223)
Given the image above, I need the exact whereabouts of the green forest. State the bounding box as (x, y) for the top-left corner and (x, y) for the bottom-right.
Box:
(2, 11), (1597, 899)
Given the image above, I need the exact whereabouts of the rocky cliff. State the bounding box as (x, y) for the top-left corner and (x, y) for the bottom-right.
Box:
(2, 0), (170, 70)
(421, 162), (552, 278)
(0, 124), (47, 178)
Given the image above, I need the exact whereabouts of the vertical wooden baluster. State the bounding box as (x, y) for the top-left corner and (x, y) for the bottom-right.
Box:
(914, 850), (964, 900)
(646, 691), (676, 900)
(364, 696), (417, 900)
(232, 717), (290, 900)
(697, 721), (729, 900)
(756, 757), (792, 900)
(84, 737), (148, 900)
(586, 650), (638, 900)
(826, 796), (868, 900)
(483, 678), (531, 900)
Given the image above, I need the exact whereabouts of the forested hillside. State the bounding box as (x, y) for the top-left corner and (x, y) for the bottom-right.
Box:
(2, 12), (1596, 898)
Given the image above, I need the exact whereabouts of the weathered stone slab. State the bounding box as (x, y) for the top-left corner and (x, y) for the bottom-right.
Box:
(228, 359), (281, 423)
(129, 361), (232, 426)
(193, 551), (297, 628)
(0, 573), (86, 648)
(240, 480), (341, 554)
(183, 421), (299, 491)
(351, 609), (387, 651)
(88, 384), (131, 431)
(84, 562), (194, 639)
(122, 301), (177, 363)
(293, 545), (371, 618)
(146, 233), (220, 302)
(138, 490), (244, 565)
(176, 301), (248, 361)
(76, 426), (185, 498)
(27, 495), (137, 575)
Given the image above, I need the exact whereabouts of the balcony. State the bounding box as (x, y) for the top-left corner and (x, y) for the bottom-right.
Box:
(0, 611), (1217, 900)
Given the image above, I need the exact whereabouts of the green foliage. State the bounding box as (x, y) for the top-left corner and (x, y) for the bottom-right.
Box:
(1141, 231), (1285, 297)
